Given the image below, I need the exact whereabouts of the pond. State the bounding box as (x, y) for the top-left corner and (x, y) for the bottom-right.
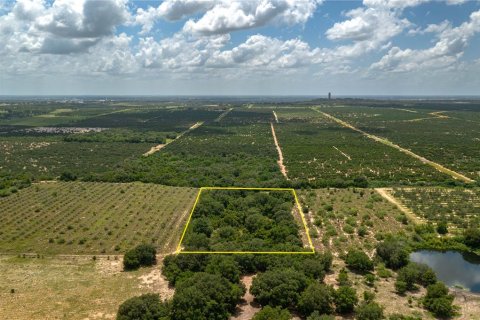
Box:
(410, 250), (480, 293)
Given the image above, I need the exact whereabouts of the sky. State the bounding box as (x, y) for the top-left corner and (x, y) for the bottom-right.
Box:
(0, 0), (479, 96)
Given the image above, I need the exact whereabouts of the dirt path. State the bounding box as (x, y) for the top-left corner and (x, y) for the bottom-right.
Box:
(215, 108), (233, 122)
(314, 108), (474, 183)
(375, 188), (424, 224)
(230, 275), (260, 320)
(272, 111), (279, 123)
(270, 122), (289, 179)
(333, 146), (351, 160)
(143, 121), (204, 156)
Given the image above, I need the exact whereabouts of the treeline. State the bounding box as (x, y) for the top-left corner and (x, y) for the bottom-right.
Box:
(64, 129), (176, 144)
(0, 174), (30, 197)
(182, 190), (305, 252)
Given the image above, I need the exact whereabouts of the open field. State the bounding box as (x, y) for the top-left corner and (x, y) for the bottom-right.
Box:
(0, 182), (197, 254)
(0, 255), (174, 320)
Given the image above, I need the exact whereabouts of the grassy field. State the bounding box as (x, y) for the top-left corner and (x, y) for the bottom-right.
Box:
(0, 182), (197, 254)
(299, 188), (413, 255)
(0, 255), (174, 320)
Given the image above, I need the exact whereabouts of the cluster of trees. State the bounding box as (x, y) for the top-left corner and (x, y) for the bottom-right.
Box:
(64, 129), (175, 144)
(123, 244), (157, 271)
(182, 190), (305, 252)
(375, 237), (457, 318)
(0, 173), (30, 197)
(118, 252), (333, 320)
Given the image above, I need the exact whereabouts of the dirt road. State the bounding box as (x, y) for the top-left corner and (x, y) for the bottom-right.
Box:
(375, 188), (424, 224)
(270, 122), (288, 179)
(230, 276), (260, 320)
(143, 121), (204, 156)
(314, 108), (474, 183)
(272, 111), (279, 123)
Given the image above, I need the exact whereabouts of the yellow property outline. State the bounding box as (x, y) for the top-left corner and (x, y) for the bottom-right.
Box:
(176, 187), (315, 254)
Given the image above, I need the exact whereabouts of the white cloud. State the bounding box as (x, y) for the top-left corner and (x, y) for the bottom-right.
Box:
(371, 10), (480, 73)
(183, 0), (320, 35)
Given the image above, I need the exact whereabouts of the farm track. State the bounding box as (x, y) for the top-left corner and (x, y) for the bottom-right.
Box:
(214, 108), (233, 122)
(143, 121), (204, 156)
(313, 108), (475, 183)
(272, 111), (279, 123)
(270, 122), (289, 179)
(375, 188), (425, 225)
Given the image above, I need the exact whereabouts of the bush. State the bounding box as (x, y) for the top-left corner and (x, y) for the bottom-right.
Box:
(337, 267), (350, 286)
(423, 282), (455, 318)
(252, 306), (290, 320)
(345, 249), (374, 273)
(463, 228), (480, 248)
(356, 301), (384, 320)
(298, 283), (335, 316)
(205, 255), (241, 283)
(334, 286), (358, 314)
(251, 269), (309, 308)
(123, 244), (157, 271)
(117, 293), (170, 320)
(436, 221), (448, 235)
(395, 263), (437, 292)
(171, 272), (244, 320)
(394, 280), (408, 295)
(376, 238), (409, 270)
(307, 312), (335, 320)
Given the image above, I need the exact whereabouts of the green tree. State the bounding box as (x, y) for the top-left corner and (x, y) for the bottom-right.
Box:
(423, 282), (455, 318)
(250, 268), (309, 308)
(376, 238), (409, 270)
(171, 273), (244, 320)
(337, 267), (350, 286)
(345, 249), (374, 273)
(117, 294), (170, 320)
(307, 312), (335, 320)
(205, 255), (241, 283)
(334, 286), (358, 314)
(123, 244), (157, 271)
(463, 228), (480, 248)
(436, 221), (448, 235)
(356, 301), (384, 320)
(252, 306), (290, 320)
(298, 283), (335, 316)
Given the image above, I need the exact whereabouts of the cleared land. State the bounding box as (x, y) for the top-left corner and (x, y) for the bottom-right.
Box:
(0, 182), (197, 254)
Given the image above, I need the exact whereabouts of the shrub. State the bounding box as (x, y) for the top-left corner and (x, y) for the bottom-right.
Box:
(463, 228), (480, 248)
(356, 301), (384, 320)
(345, 249), (374, 273)
(395, 263), (437, 292)
(364, 274), (376, 287)
(334, 286), (358, 314)
(307, 312), (335, 320)
(117, 293), (170, 320)
(205, 255), (241, 283)
(251, 269), (309, 308)
(394, 280), (408, 295)
(376, 238), (409, 270)
(252, 306), (290, 320)
(123, 244), (157, 271)
(337, 267), (350, 286)
(423, 282), (455, 318)
(436, 221), (448, 235)
(298, 283), (335, 316)
(171, 272), (244, 320)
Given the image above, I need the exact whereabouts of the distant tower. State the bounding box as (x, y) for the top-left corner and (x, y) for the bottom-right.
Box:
(328, 92), (331, 100)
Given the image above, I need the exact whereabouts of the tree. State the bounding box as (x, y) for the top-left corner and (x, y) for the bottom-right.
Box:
(171, 272), (244, 320)
(123, 244), (157, 271)
(250, 268), (309, 308)
(436, 221), (448, 235)
(376, 238), (409, 270)
(463, 228), (480, 249)
(423, 282), (455, 318)
(395, 263), (437, 292)
(205, 255), (241, 283)
(117, 294), (170, 320)
(59, 171), (77, 181)
(298, 283), (335, 316)
(337, 267), (350, 286)
(356, 301), (384, 320)
(252, 306), (290, 320)
(345, 249), (374, 273)
(334, 286), (358, 314)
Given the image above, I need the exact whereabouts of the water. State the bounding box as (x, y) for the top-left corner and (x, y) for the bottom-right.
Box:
(410, 250), (480, 293)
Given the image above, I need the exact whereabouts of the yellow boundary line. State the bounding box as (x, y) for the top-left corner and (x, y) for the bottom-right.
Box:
(176, 187), (315, 254)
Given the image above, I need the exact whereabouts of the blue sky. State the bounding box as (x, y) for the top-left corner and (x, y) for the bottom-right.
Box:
(0, 0), (479, 95)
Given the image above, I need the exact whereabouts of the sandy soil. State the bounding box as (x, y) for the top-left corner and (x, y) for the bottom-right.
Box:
(315, 108), (474, 183)
(375, 188), (425, 224)
(272, 111), (279, 123)
(270, 122), (289, 179)
(215, 108), (233, 122)
(333, 146), (351, 160)
(231, 275), (261, 320)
